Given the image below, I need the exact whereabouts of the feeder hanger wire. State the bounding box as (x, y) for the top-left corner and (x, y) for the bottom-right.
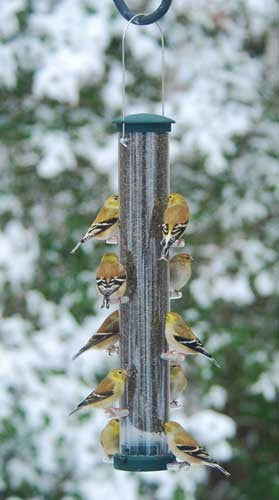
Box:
(120, 14), (165, 146)
(113, 0), (172, 25)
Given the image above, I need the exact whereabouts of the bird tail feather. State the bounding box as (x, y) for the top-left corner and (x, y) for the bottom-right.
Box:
(72, 345), (87, 361)
(68, 407), (79, 416)
(202, 351), (221, 368)
(210, 356), (221, 368)
(70, 241), (81, 254)
(208, 462), (231, 477)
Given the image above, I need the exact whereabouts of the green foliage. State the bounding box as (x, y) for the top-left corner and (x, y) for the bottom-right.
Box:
(0, 1), (277, 500)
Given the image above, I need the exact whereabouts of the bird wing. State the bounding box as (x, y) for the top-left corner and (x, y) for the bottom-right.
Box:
(98, 310), (119, 334)
(174, 322), (194, 340)
(164, 204), (190, 227)
(97, 260), (126, 280)
(96, 275), (126, 295)
(94, 205), (118, 224)
(162, 223), (169, 236)
(95, 376), (115, 395)
(87, 332), (119, 348)
(175, 429), (199, 448)
(78, 378), (114, 408)
(176, 444), (210, 461)
(177, 332), (213, 359)
(85, 217), (118, 239)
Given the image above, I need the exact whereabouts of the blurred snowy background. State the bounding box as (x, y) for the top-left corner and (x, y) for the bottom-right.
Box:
(0, 1), (278, 499)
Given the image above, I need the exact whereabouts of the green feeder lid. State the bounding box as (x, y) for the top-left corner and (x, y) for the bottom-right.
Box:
(114, 453), (175, 472)
(113, 113), (175, 133)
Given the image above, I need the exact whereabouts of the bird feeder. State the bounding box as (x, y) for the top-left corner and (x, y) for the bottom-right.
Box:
(112, 1), (175, 472)
(69, 1), (230, 478)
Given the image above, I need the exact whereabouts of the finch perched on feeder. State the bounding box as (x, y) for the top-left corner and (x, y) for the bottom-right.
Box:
(160, 193), (190, 260)
(163, 312), (220, 367)
(164, 421), (231, 477)
(96, 253), (127, 309)
(69, 368), (127, 416)
(170, 364), (187, 407)
(170, 253), (193, 295)
(100, 419), (120, 459)
(72, 310), (120, 360)
(70, 195), (119, 254)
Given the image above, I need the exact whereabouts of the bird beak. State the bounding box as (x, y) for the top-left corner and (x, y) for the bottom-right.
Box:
(190, 256), (194, 263)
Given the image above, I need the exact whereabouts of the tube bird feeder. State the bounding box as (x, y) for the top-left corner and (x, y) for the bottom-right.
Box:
(113, 114), (175, 472)
(111, 1), (175, 473)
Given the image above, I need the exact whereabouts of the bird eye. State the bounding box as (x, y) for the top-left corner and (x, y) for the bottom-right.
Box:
(118, 370), (122, 374)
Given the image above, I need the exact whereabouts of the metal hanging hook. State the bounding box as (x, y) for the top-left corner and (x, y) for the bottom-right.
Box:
(113, 0), (172, 25)
(120, 14), (165, 147)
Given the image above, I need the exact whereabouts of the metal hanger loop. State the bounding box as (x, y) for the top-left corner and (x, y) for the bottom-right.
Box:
(113, 0), (172, 25)
(121, 14), (165, 147)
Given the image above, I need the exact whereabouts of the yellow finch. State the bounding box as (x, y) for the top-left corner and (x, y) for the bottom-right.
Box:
(72, 310), (120, 360)
(163, 312), (220, 367)
(71, 195), (119, 254)
(96, 253), (126, 309)
(164, 421), (230, 477)
(160, 193), (190, 260)
(100, 419), (120, 459)
(170, 364), (187, 407)
(69, 368), (127, 416)
(170, 253), (193, 294)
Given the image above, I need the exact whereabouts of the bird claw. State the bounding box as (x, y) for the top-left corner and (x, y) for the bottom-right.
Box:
(104, 408), (129, 418)
(170, 400), (182, 409)
(110, 296), (129, 306)
(173, 239), (185, 248)
(167, 461), (190, 471)
(105, 236), (119, 245)
(120, 137), (129, 148)
(103, 455), (113, 464)
(161, 351), (186, 362)
(169, 290), (182, 300)
(106, 346), (119, 356)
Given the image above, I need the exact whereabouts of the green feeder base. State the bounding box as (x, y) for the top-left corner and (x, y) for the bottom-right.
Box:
(114, 453), (174, 472)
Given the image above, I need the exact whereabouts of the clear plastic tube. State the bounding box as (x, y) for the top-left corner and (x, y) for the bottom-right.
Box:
(118, 131), (170, 461)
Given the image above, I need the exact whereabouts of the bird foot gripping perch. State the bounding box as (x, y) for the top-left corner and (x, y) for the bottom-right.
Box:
(167, 461), (190, 471)
(173, 239), (185, 248)
(169, 290), (182, 300)
(106, 345), (120, 356)
(170, 399), (182, 409)
(104, 407), (129, 418)
(106, 236), (119, 245)
(102, 295), (129, 309)
(161, 350), (186, 362)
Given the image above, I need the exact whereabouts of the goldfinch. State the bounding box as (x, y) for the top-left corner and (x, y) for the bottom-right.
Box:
(170, 364), (187, 407)
(100, 419), (120, 459)
(72, 310), (120, 360)
(170, 253), (193, 295)
(164, 421), (230, 477)
(160, 193), (190, 260)
(69, 368), (127, 416)
(96, 253), (127, 309)
(70, 195), (119, 254)
(163, 312), (220, 367)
